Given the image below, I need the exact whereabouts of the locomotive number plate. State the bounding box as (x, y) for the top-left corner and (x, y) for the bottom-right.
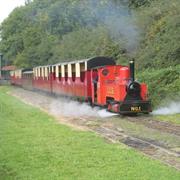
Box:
(131, 106), (141, 112)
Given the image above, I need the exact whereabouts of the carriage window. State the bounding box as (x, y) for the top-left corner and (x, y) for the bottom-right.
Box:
(53, 66), (56, 73)
(80, 72), (85, 82)
(47, 67), (49, 80)
(38, 68), (40, 77)
(65, 65), (68, 81)
(41, 67), (44, 79)
(35, 68), (38, 79)
(59, 66), (61, 81)
(52, 66), (56, 80)
(52, 66), (54, 80)
(33, 69), (35, 79)
(72, 64), (76, 82)
(80, 63), (85, 82)
(48, 67), (51, 80)
(43, 67), (46, 78)
(44, 67), (47, 79)
(39, 68), (42, 77)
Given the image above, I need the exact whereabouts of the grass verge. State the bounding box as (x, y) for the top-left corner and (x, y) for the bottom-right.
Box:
(154, 114), (180, 125)
(0, 86), (180, 179)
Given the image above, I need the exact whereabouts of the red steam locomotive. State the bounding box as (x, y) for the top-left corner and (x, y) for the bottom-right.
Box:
(10, 57), (151, 114)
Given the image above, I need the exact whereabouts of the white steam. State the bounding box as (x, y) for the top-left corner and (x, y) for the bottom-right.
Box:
(152, 101), (180, 115)
(87, 0), (140, 52)
(97, 109), (117, 118)
(50, 98), (117, 118)
(95, 2), (140, 52)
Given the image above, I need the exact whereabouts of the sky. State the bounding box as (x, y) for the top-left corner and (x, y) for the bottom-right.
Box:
(0, 0), (25, 24)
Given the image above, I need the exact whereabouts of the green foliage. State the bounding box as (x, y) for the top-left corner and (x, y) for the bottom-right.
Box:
(128, 0), (154, 8)
(137, 65), (180, 107)
(0, 0), (124, 67)
(51, 27), (123, 62)
(0, 7), (27, 64)
(0, 86), (180, 179)
(136, 0), (180, 69)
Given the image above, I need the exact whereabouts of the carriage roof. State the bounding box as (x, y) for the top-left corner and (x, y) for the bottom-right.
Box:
(34, 57), (115, 70)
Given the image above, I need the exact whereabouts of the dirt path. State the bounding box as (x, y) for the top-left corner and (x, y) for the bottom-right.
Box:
(10, 87), (180, 170)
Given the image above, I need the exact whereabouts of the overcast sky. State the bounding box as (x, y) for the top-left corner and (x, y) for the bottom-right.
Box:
(0, 0), (25, 24)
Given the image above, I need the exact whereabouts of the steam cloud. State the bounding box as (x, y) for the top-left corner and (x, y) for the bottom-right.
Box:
(152, 101), (180, 115)
(50, 98), (117, 118)
(92, 1), (140, 52)
(85, 0), (140, 52)
(11, 88), (117, 118)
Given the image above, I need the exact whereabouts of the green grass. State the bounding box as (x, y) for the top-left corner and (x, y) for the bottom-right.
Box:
(0, 86), (180, 179)
(154, 114), (180, 125)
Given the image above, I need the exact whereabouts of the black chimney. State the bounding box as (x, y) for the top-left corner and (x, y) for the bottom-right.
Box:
(129, 59), (135, 81)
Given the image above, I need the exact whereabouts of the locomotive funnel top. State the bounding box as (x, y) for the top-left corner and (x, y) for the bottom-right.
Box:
(129, 59), (135, 81)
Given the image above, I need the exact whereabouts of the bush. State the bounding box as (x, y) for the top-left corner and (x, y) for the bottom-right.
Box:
(136, 0), (180, 69)
(137, 65), (180, 107)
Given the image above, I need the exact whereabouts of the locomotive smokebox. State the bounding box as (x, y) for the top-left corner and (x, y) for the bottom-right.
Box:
(129, 59), (135, 81)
